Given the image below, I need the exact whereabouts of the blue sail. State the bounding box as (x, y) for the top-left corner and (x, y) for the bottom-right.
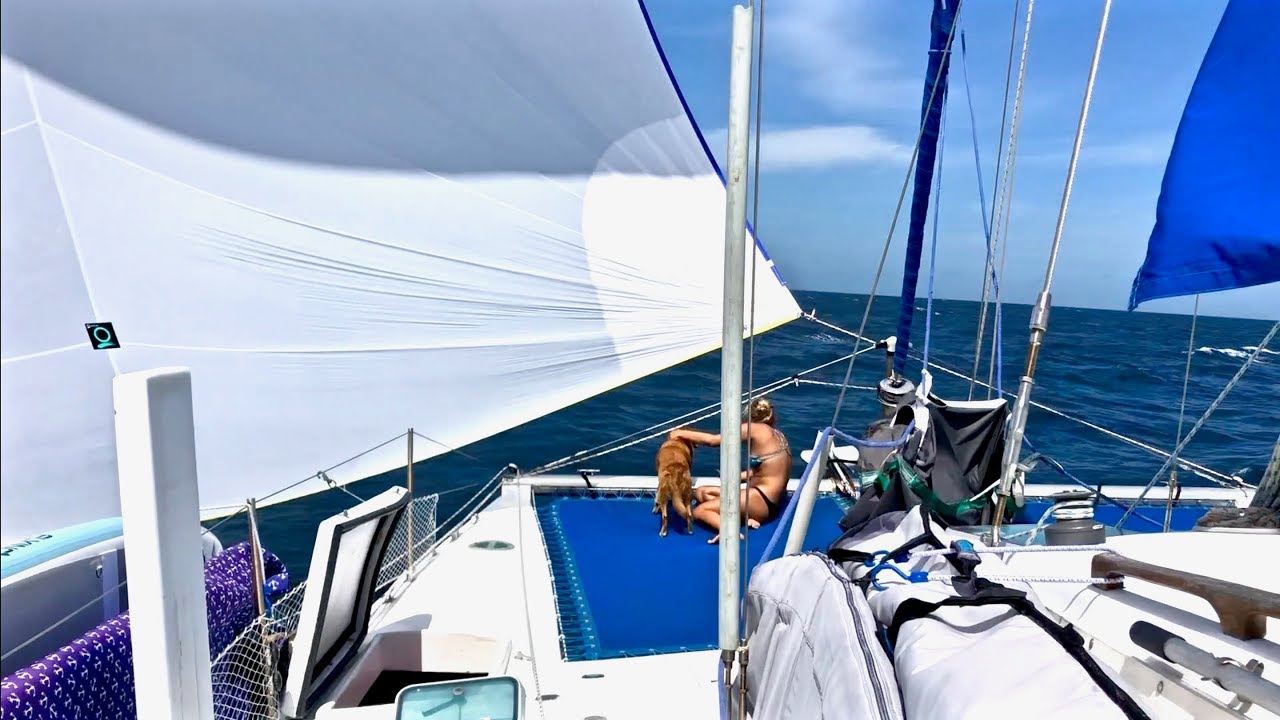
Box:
(894, 0), (958, 374)
(1128, 0), (1280, 310)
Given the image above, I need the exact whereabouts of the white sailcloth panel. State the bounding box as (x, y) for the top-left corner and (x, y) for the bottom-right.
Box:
(0, 0), (800, 541)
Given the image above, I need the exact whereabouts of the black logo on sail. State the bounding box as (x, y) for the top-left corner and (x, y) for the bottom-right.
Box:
(84, 322), (120, 350)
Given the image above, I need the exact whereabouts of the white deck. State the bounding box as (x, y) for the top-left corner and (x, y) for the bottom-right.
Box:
(1013, 530), (1280, 715)
(314, 477), (725, 719)
(304, 474), (1270, 719)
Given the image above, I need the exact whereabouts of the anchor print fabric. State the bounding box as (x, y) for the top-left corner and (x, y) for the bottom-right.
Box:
(1, 543), (288, 720)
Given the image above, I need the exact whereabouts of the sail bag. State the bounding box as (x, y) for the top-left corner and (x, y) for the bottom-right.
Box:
(829, 507), (1155, 720)
(741, 552), (905, 720)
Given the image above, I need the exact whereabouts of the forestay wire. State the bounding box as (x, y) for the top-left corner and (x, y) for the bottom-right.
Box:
(829, 4), (963, 430)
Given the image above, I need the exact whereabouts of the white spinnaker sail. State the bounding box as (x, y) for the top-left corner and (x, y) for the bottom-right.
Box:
(0, 1), (800, 541)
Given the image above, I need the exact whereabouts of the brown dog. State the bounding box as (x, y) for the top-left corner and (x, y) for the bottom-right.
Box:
(654, 437), (695, 536)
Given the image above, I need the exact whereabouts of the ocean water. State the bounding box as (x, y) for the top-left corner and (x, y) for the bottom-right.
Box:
(222, 290), (1279, 576)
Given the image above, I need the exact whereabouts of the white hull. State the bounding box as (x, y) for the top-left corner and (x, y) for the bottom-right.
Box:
(299, 474), (1275, 719)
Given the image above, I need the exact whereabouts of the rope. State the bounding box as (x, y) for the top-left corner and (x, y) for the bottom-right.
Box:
(1166, 296), (1199, 530)
(828, 5), (962, 429)
(910, 543), (1112, 558)
(935, 573), (1116, 585)
(1116, 321), (1279, 529)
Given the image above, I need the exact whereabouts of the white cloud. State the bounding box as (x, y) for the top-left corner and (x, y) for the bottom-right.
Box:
(771, 0), (919, 112)
(704, 124), (909, 172)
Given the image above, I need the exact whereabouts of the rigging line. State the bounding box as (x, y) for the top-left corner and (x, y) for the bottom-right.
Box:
(1, 579), (130, 663)
(996, 0), (1112, 532)
(1116, 321), (1278, 529)
(802, 312), (877, 344)
(808, 312), (1239, 484)
(915, 349), (1244, 488)
(251, 430), (410, 506)
(1166, 296), (1199, 530)
(829, 3), (963, 429)
(527, 348), (876, 475)
(921, 95), (949, 374)
(526, 377), (797, 477)
(794, 379), (878, 391)
(970, 0), (1024, 400)
(412, 430), (480, 463)
(1043, 0), (1109, 290)
(985, 0), (1037, 400)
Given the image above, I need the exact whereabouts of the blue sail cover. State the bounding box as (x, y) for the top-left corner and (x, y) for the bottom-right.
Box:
(894, 0), (958, 374)
(1128, 0), (1280, 309)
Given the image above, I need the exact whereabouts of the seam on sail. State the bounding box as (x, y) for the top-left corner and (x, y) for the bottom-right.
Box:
(0, 119), (37, 137)
(38, 122), (586, 243)
(23, 69), (118, 375)
(0, 343), (83, 365)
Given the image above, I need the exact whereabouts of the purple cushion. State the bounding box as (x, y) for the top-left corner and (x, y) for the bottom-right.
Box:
(1, 542), (288, 720)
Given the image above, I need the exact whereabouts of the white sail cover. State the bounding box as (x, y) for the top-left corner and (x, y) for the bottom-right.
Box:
(0, 0), (800, 541)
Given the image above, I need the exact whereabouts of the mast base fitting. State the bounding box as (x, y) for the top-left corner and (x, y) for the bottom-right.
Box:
(877, 376), (916, 417)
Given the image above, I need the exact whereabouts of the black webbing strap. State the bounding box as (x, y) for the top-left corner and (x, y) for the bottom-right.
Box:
(886, 593), (1152, 720)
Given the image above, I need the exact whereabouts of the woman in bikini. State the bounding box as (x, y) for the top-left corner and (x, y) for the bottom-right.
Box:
(667, 398), (791, 544)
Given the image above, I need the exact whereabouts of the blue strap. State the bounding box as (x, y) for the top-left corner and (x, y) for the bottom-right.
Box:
(869, 562), (931, 591)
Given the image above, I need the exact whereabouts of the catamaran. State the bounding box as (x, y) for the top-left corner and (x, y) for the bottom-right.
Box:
(2, 0), (1277, 718)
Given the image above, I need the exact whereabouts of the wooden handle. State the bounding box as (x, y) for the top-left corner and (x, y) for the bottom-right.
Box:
(1092, 552), (1280, 641)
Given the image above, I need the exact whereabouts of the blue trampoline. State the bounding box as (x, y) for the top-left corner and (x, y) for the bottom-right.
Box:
(535, 488), (852, 661)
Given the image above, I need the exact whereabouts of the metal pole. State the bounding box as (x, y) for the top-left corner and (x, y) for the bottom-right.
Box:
(407, 429), (415, 574)
(245, 498), (276, 714)
(719, 0), (753, 685)
(247, 499), (267, 617)
(783, 429), (831, 556)
(993, 0), (1111, 544)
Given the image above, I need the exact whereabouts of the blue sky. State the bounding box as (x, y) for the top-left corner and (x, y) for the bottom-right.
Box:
(644, 0), (1277, 320)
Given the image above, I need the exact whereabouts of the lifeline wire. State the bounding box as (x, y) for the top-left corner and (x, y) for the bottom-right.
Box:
(1116, 321), (1278, 529)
